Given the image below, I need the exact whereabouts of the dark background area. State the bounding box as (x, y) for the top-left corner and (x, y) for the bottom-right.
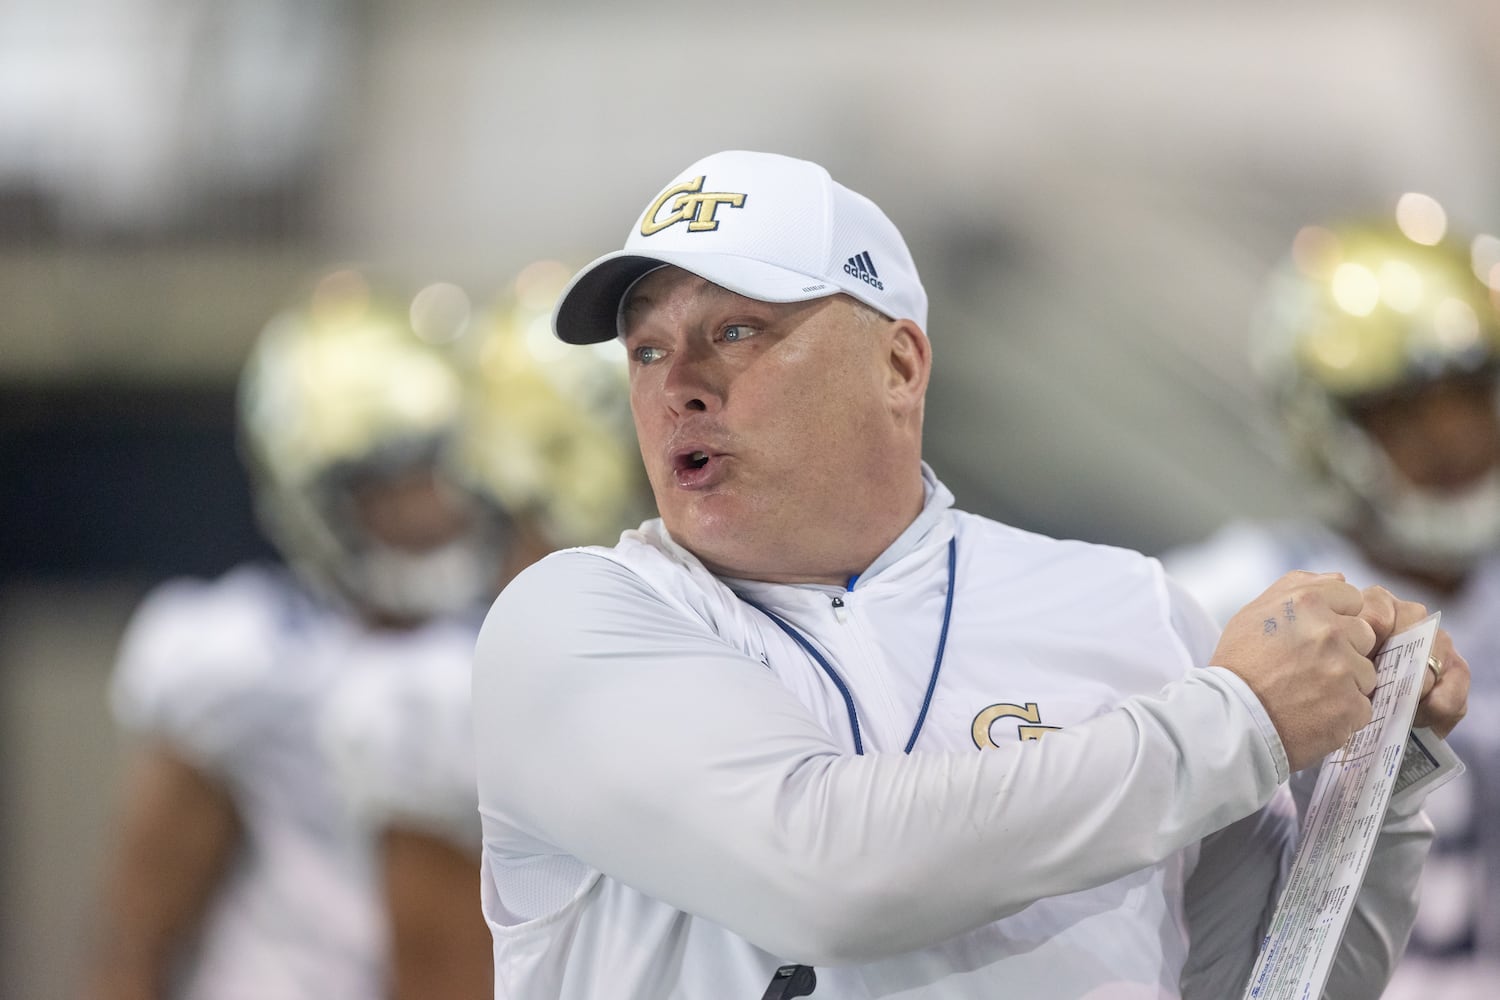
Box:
(1, 386), (274, 582)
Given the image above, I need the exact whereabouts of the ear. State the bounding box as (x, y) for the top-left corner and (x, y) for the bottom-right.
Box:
(884, 318), (931, 417)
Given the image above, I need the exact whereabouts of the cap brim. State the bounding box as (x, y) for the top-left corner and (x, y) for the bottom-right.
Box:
(551, 250), (837, 345)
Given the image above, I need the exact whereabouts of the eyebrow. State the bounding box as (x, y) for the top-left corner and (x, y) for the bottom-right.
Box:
(620, 278), (747, 337)
(618, 293), (652, 336)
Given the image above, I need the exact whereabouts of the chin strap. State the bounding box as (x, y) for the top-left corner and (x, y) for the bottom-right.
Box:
(760, 964), (817, 999)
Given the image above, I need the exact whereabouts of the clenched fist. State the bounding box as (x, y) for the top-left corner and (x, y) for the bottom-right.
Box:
(1213, 572), (1469, 771)
(1213, 571), (1379, 772)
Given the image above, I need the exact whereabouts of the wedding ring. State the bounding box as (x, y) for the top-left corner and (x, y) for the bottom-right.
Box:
(1426, 655), (1444, 682)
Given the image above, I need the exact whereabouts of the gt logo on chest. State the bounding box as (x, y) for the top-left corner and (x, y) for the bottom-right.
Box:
(972, 702), (1061, 749)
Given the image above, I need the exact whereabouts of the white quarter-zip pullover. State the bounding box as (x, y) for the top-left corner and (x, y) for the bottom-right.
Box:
(473, 471), (1432, 999)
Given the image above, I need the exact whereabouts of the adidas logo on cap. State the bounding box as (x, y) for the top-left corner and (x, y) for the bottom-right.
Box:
(843, 251), (884, 291)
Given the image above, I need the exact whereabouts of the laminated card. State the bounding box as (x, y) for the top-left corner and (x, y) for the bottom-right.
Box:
(1242, 613), (1464, 1000)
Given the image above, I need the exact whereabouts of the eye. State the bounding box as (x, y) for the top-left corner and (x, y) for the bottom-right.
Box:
(721, 324), (757, 343)
(631, 344), (667, 366)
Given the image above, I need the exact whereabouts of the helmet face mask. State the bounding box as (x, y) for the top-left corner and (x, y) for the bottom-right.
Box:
(318, 448), (516, 620)
(1253, 212), (1500, 575)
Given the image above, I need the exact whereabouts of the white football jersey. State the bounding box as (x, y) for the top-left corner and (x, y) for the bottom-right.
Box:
(473, 470), (1432, 999)
(320, 615), (485, 852)
(1164, 519), (1500, 998)
(112, 564), (390, 1000)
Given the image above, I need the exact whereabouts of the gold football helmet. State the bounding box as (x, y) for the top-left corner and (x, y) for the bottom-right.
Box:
(457, 260), (652, 549)
(237, 265), (649, 620)
(1252, 197), (1500, 570)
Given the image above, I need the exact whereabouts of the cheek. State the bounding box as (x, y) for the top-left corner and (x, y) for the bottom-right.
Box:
(750, 362), (884, 468)
(629, 382), (664, 440)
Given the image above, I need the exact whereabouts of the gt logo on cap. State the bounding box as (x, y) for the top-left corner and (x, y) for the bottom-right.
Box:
(640, 176), (747, 236)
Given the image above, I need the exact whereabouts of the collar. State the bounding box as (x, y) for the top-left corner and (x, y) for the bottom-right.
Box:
(854, 462), (953, 584)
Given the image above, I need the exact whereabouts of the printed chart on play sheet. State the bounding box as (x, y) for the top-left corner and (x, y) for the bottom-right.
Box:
(1243, 613), (1463, 1000)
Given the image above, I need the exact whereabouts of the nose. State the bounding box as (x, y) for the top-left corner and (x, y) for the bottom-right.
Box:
(660, 343), (722, 416)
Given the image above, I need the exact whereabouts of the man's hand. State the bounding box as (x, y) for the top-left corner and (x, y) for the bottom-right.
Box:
(1213, 575), (1472, 771)
(1414, 635), (1468, 741)
(1334, 584), (1468, 740)
(1213, 571), (1380, 772)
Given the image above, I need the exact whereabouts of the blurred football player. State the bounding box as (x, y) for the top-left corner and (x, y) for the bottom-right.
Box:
(79, 267), (615, 1000)
(317, 261), (648, 1000)
(1164, 199), (1500, 998)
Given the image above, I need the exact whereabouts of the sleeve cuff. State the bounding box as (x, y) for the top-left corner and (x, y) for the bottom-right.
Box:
(1201, 665), (1290, 784)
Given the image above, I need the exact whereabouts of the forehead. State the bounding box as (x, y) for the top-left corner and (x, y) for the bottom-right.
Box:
(620, 267), (809, 338)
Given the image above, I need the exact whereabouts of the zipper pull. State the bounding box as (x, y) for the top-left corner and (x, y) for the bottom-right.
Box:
(831, 595), (849, 623)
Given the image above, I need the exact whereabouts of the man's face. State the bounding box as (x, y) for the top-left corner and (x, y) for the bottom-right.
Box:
(349, 464), (479, 552)
(1352, 372), (1500, 492)
(620, 266), (912, 582)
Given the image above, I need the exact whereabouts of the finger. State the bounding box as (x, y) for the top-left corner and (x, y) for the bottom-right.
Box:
(1431, 629), (1455, 663)
(1314, 577), (1364, 617)
(1264, 569), (1352, 606)
(1350, 653), (1378, 699)
(1342, 615), (1378, 658)
(1418, 631), (1453, 699)
(1356, 586), (1397, 644)
(1413, 649), (1470, 739)
(1343, 687), (1375, 738)
(1390, 597), (1431, 635)
(1282, 569), (1345, 585)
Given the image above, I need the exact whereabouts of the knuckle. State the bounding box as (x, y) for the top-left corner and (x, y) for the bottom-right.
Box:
(1308, 619), (1339, 646)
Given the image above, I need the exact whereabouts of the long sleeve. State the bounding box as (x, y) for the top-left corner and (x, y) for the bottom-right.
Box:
(1180, 763), (1434, 998)
(1297, 766), (1435, 998)
(1169, 562), (1435, 999)
(1180, 786), (1299, 998)
(474, 551), (1289, 965)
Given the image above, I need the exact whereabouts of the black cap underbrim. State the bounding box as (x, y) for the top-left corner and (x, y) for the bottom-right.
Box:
(552, 255), (673, 345)
(552, 249), (840, 346)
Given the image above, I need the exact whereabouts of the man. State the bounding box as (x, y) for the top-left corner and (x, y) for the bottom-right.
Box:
(472, 150), (1469, 999)
(1164, 211), (1500, 999)
(319, 264), (651, 1000)
(83, 271), (542, 1000)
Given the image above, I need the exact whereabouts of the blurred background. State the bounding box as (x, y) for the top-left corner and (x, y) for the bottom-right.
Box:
(2, 2), (1498, 996)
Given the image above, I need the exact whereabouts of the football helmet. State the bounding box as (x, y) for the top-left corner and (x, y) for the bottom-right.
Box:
(456, 259), (651, 549)
(1252, 199), (1500, 572)
(238, 269), (505, 620)
(237, 265), (648, 621)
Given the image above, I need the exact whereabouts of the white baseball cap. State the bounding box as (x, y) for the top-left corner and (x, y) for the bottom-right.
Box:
(551, 150), (928, 345)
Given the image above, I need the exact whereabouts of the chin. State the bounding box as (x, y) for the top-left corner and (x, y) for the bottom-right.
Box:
(663, 506), (746, 565)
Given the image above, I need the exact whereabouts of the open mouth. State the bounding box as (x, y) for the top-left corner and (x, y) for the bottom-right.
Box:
(672, 448), (716, 477)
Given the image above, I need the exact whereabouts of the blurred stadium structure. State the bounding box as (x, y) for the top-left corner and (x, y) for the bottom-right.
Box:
(1, 3), (1497, 997)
